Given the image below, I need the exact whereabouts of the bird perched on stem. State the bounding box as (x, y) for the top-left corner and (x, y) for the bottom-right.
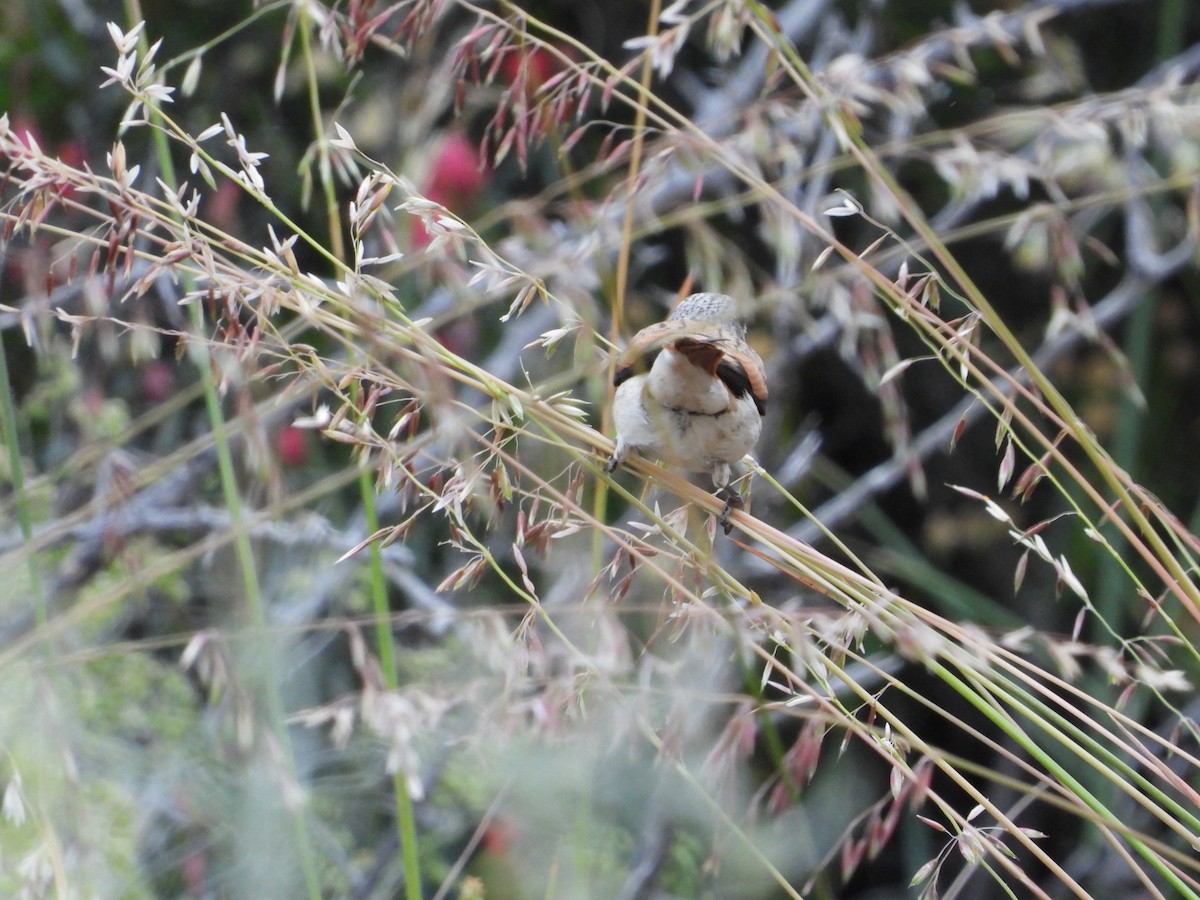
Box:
(606, 292), (767, 533)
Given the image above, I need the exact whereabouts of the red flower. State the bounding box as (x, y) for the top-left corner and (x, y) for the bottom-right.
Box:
(274, 424), (309, 468)
(411, 132), (487, 248)
(426, 132), (485, 207)
(141, 361), (176, 405)
(481, 818), (517, 855)
(499, 46), (563, 97)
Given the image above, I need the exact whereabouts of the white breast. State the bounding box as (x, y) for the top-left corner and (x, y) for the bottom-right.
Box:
(645, 347), (730, 415)
(615, 375), (760, 479)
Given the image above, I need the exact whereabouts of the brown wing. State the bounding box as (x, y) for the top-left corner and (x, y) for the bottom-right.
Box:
(674, 328), (768, 415)
(716, 348), (768, 415)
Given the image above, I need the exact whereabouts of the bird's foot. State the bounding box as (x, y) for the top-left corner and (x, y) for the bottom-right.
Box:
(604, 454), (620, 474)
(716, 488), (744, 535)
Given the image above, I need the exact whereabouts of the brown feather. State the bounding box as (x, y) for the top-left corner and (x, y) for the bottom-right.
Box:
(671, 335), (726, 376)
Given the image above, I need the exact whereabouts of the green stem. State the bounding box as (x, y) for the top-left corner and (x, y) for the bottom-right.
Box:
(940, 662), (1199, 899)
(296, 2), (346, 263)
(0, 333), (44, 625)
(354, 387), (423, 900)
(121, 2), (322, 894)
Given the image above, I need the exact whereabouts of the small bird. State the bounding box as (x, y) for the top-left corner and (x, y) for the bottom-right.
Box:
(606, 292), (767, 533)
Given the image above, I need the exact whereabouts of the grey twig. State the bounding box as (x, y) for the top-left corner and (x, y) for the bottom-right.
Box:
(788, 270), (1171, 547)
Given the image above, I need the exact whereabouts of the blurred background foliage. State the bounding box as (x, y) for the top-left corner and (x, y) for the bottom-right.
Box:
(2, 0), (1200, 897)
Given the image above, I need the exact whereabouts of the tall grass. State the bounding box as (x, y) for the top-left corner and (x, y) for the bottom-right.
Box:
(1, 1), (1198, 896)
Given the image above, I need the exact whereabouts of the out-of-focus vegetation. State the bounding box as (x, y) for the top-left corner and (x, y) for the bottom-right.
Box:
(2, 0), (1200, 897)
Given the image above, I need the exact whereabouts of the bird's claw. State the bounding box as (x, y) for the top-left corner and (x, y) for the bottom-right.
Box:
(604, 454), (620, 474)
(717, 488), (744, 535)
